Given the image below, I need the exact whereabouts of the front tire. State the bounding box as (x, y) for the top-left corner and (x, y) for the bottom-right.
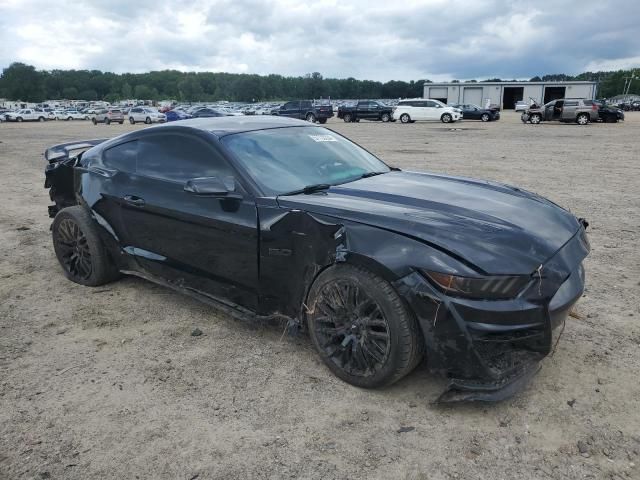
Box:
(129, 117), (135, 124)
(92, 118), (97, 125)
(441, 113), (452, 123)
(530, 113), (542, 124)
(381, 113), (391, 122)
(145, 117), (151, 124)
(343, 113), (352, 123)
(481, 113), (490, 122)
(51, 206), (119, 287)
(105, 118), (111, 125)
(399, 113), (411, 124)
(307, 265), (423, 388)
(39, 116), (45, 122)
(17, 117), (23, 122)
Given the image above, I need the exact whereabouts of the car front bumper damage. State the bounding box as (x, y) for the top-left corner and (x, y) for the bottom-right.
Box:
(394, 227), (589, 403)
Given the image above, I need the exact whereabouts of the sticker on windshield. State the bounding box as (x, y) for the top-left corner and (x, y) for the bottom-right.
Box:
(308, 134), (338, 142)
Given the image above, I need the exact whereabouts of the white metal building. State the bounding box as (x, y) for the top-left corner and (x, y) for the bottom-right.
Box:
(423, 81), (597, 109)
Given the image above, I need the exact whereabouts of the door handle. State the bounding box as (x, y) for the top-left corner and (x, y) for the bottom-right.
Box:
(123, 195), (145, 207)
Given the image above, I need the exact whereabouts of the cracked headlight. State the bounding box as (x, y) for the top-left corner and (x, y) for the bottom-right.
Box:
(422, 270), (530, 300)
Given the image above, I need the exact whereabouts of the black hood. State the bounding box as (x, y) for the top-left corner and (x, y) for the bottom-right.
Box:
(278, 171), (581, 275)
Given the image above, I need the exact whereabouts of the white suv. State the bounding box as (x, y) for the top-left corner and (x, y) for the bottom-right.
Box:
(128, 107), (166, 124)
(393, 98), (461, 123)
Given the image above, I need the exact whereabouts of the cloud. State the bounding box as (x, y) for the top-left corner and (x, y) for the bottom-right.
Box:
(1, 0), (639, 81)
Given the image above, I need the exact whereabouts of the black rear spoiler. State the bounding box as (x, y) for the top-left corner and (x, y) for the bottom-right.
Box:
(44, 138), (108, 163)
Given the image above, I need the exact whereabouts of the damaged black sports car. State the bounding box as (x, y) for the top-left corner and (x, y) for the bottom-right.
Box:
(44, 116), (589, 401)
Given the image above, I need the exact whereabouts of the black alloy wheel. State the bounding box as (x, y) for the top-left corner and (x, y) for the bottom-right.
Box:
(54, 218), (93, 281)
(307, 265), (423, 388)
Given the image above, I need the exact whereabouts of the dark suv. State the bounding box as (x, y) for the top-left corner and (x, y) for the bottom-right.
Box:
(271, 100), (333, 124)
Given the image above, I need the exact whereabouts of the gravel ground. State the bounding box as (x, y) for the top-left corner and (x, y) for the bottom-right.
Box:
(0, 112), (639, 480)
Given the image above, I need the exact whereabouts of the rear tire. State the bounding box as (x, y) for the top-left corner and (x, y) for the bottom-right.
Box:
(39, 116), (45, 122)
(576, 113), (589, 125)
(92, 118), (97, 125)
(400, 113), (411, 124)
(318, 118), (327, 124)
(51, 206), (119, 287)
(307, 264), (423, 388)
(105, 118), (111, 125)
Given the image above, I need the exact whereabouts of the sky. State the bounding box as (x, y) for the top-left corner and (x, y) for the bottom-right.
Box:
(0, 0), (639, 81)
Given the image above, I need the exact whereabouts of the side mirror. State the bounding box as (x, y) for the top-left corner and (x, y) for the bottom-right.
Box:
(184, 176), (241, 198)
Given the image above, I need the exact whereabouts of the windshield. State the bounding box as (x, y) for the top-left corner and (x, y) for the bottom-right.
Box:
(222, 126), (390, 196)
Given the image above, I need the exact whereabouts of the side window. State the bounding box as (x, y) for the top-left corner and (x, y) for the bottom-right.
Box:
(137, 134), (232, 183)
(300, 101), (312, 108)
(398, 101), (409, 107)
(564, 101), (578, 106)
(425, 101), (437, 107)
(283, 102), (297, 109)
(103, 140), (138, 173)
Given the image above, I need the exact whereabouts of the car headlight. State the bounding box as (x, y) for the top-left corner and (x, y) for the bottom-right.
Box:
(421, 269), (530, 300)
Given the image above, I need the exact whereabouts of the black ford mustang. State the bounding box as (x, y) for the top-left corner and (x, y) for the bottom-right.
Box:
(451, 103), (500, 122)
(44, 116), (589, 402)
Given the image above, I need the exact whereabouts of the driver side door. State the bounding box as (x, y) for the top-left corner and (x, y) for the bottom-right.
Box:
(108, 132), (259, 310)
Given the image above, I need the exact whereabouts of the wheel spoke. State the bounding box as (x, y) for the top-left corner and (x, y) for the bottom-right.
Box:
(313, 277), (391, 377)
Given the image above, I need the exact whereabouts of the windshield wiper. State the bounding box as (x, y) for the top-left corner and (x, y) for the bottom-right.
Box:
(280, 183), (332, 196)
(359, 171), (387, 179)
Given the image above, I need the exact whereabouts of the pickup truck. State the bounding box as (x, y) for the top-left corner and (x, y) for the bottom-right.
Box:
(4, 108), (49, 122)
(270, 100), (333, 124)
(337, 100), (394, 123)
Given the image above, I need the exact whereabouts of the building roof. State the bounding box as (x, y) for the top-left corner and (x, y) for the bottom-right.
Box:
(424, 81), (597, 86)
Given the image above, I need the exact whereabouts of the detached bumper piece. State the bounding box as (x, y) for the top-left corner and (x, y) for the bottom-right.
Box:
(436, 363), (541, 403)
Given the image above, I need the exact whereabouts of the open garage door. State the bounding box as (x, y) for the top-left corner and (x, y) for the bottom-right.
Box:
(429, 87), (448, 103)
(502, 86), (524, 109)
(463, 87), (483, 106)
(544, 86), (566, 104)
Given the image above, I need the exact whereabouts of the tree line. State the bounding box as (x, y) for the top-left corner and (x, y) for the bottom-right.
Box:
(0, 62), (636, 103)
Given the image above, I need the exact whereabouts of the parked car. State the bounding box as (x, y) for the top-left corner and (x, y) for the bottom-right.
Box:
(4, 108), (48, 122)
(191, 108), (230, 118)
(165, 110), (193, 122)
(91, 108), (124, 125)
(128, 107), (166, 124)
(43, 116), (589, 402)
(0, 109), (11, 121)
(63, 110), (85, 121)
(521, 98), (598, 125)
(271, 100), (334, 124)
(450, 103), (500, 122)
(593, 101), (624, 123)
(514, 101), (529, 112)
(337, 100), (393, 123)
(393, 99), (461, 124)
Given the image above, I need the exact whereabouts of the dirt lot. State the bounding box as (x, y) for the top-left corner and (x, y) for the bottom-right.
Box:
(1, 112), (639, 480)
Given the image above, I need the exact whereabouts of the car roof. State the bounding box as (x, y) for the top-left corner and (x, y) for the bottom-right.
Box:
(150, 115), (311, 137)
